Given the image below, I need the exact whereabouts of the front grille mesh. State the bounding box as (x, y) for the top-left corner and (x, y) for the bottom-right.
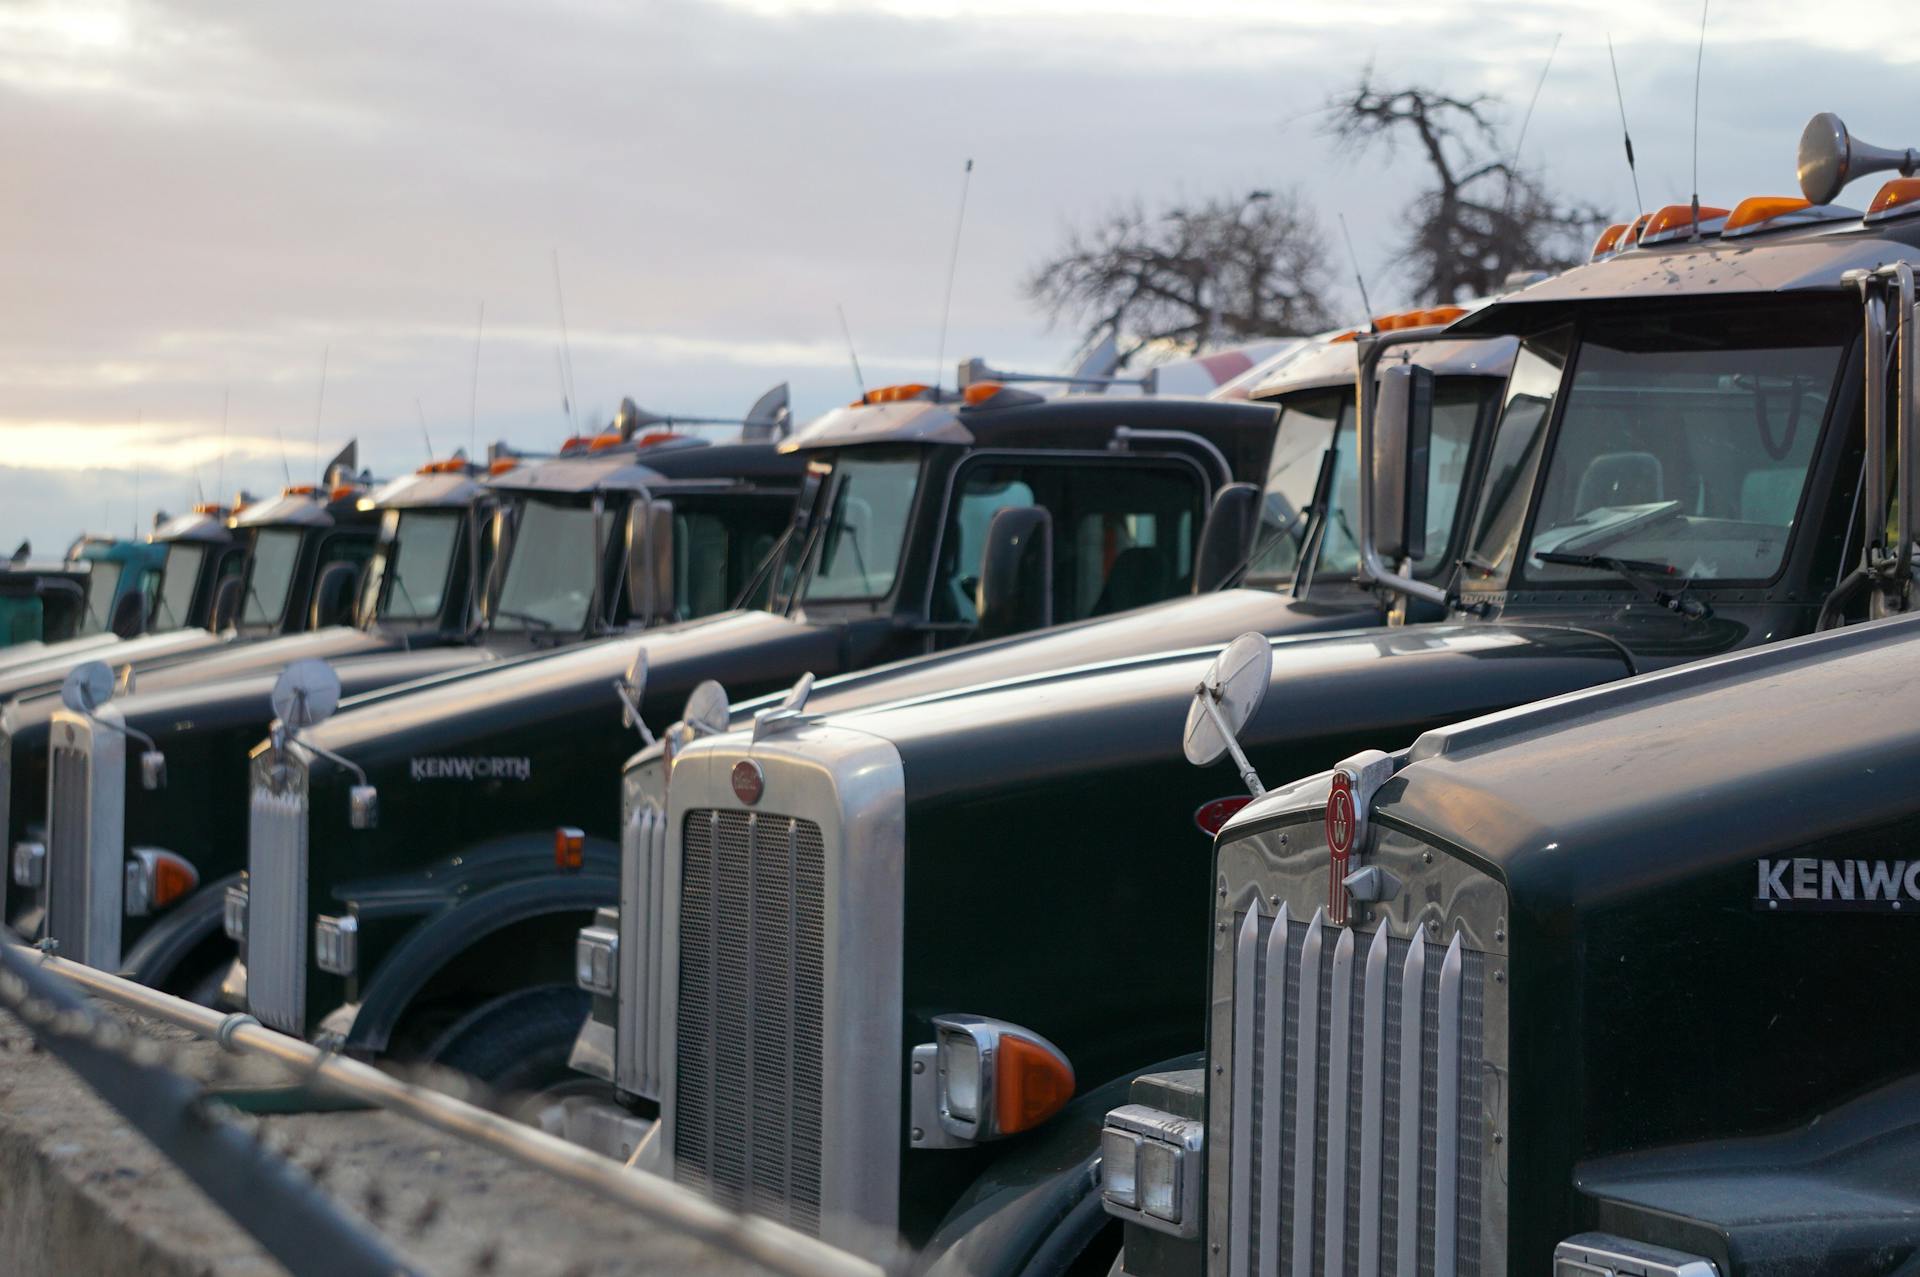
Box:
(673, 808), (826, 1235)
(1228, 906), (1485, 1277)
(247, 776), (308, 1033)
(45, 739), (93, 960)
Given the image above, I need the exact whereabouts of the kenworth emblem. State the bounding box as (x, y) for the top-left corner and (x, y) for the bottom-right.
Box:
(1326, 771), (1356, 925)
(1756, 857), (1920, 911)
(730, 759), (764, 806)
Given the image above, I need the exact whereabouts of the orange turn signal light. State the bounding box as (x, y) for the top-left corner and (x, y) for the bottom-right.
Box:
(555, 826), (585, 872)
(1371, 305), (1467, 332)
(1724, 196), (1811, 233)
(416, 457), (471, 475)
(852, 382), (931, 407)
(1590, 223), (1629, 260)
(488, 457), (520, 476)
(1867, 178), (1920, 222)
(586, 432), (626, 452)
(962, 381), (1004, 406)
(994, 1033), (1076, 1135)
(1639, 202), (1732, 245)
(283, 484), (318, 496)
(150, 852), (197, 909)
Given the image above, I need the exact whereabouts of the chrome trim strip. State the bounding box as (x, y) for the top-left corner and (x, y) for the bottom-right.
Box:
(1289, 908), (1323, 1277)
(1227, 901), (1259, 1277)
(246, 750), (308, 1035)
(47, 710), (122, 970)
(1323, 925), (1354, 1277)
(1395, 933), (1427, 1277)
(1356, 924), (1388, 1277)
(1435, 932), (1464, 1277)
(1256, 903), (1289, 1277)
(614, 754), (671, 1100)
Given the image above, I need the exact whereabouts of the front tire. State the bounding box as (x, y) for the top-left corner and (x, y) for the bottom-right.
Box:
(420, 983), (591, 1099)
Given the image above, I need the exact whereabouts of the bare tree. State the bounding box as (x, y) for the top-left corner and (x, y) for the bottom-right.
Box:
(1324, 75), (1611, 303)
(1026, 189), (1335, 368)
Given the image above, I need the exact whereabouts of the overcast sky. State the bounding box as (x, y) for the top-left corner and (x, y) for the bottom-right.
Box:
(4, 0), (1918, 546)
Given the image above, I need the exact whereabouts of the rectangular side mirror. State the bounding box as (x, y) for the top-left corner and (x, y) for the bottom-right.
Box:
(1371, 364), (1434, 565)
(975, 506), (1053, 639)
(1191, 482), (1261, 594)
(626, 499), (676, 625)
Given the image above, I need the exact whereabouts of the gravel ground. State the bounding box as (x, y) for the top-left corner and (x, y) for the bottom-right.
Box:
(0, 1003), (787, 1277)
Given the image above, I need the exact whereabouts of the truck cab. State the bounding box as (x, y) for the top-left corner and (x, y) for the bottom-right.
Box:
(227, 383), (1288, 1086)
(1098, 115), (1920, 1277)
(607, 140), (1914, 1271)
(13, 428), (805, 998)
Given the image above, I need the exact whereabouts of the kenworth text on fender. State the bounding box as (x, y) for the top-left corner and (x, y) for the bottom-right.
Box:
(1095, 113), (1920, 1277)
(564, 314), (1523, 1114)
(227, 379), (1287, 1086)
(581, 153), (1913, 1272)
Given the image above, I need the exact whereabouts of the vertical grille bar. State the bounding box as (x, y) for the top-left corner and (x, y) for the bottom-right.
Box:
(1228, 901), (1260, 1277)
(45, 741), (92, 961)
(246, 778), (308, 1034)
(1433, 934), (1463, 1277)
(1394, 939), (1427, 1276)
(1288, 910), (1324, 1277)
(615, 803), (669, 1098)
(1357, 925), (1389, 1277)
(673, 808), (826, 1235)
(1323, 926), (1355, 1276)
(1256, 904), (1290, 1277)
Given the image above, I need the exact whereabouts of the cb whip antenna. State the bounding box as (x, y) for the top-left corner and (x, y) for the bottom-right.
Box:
(1690, 0), (1710, 239)
(1337, 212), (1376, 324)
(312, 344), (330, 484)
(417, 398), (435, 461)
(1606, 34), (1645, 214)
(469, 299), (485, 459)
(837, 303), (867, 398)
(934, 158), (975, 389)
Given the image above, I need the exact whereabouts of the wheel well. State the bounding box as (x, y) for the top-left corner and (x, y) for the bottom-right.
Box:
(384, 909), (593, 1062)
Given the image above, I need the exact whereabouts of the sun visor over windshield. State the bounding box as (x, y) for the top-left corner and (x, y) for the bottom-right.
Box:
(779, 399), (973, 453)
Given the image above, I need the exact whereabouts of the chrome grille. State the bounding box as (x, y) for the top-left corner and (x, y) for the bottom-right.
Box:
(45, 735), (95, 961)
(614, 796), (669, 1099)
(1211, 822), (1507, 1277)
(673, 808), (826, 1235)
(247, 757), (309, 1033)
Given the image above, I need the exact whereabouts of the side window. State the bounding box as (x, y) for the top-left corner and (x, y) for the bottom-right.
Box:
(1410, 380), (1491, 575)
(933, 458), (1206, 628)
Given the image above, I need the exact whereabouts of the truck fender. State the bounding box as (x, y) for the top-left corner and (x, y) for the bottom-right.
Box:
(917, 1052), (1204, 1277)
(342, 868), (617, 1055)
(119, 871), (241, 992)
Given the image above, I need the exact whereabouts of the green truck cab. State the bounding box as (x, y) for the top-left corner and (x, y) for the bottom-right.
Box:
(583, 119), (1918, 1272)
(15, 425), (805, 997)
(0, 554), (92, 652)
(228, 384), (1290, 1086)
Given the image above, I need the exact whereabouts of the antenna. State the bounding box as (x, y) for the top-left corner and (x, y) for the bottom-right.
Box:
(312, 345), (330, 483)
(933, 158), (975, 389)
(132, 410), (140, 538)
(1606, 34), (1646, 214)
(468, 300), (485, 460)
(1337, 212), (1376, 322)
(216, 387), (230, 501)
(554, 349), (573, 434)
(836, 303), (867, 397)
(417, 398), (435, 461)
(551, 252), (578, 433)
(1690, 0), (1710, 239)
(1501, 32), (1561, 234)
(274, 423), (291, 487)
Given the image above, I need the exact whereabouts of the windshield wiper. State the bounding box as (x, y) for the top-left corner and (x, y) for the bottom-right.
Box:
(495, 607), (557, 631)
(1534, 550), (1713, 621)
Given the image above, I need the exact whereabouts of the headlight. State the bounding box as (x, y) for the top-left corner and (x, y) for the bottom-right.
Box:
(11, 840), (44, 888)
(223, 883), (248, 942)
(1099, 1103), (1203, 1238)
(315, 914), (358, 976)
(124, 849), (198, 918)
(929, 1014), (1074, 1143)
(575, 923), (619, 997)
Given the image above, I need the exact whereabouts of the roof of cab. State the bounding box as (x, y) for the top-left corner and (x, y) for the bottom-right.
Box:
(488, 439), (804, 496)
(1249, 330), (1519, 399)
(151, 509), (235, 545)
(782, 392), (1279, 455)
(1375, 613), (1920, 875)
(362, 470), (486, 511)
(1453, 212), (1920, 338)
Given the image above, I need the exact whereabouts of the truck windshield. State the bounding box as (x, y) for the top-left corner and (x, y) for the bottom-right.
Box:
(801, 451), (922, 603)
(492, 499), (601, 634)
(241, 529), (302, 627)
(152, 543), (206, 630)
(1520, 311), (1846, 584)
(1245, 389), (1346, 583)
(375, 510), (462, 623)
(81, 560), (123, 634)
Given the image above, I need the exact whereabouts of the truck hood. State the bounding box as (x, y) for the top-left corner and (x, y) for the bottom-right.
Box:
(0, 627), (230, 705)
(301, 608), (837, 766)
(0, 632), (122, 673)
(815, 622), (1636, 805)
(119, 626), (399, 695)
(793, 587), (1377, 721)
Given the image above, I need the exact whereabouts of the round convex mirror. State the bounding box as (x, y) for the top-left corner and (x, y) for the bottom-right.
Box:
(683, 680), (730, 737)
(1182, 632), (1273, 767)
(61, 661), (115, 714)
(271, 658), (343, 730)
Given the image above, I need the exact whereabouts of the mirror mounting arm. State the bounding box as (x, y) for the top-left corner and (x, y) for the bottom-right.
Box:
(1355, 331), (1450, 608)
(1196, 680), (1266, 797)
(613, 678), (657, 748)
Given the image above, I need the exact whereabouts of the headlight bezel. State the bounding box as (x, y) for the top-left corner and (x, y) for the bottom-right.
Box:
(1098, 1102), (1204, 1239)
(575, 923), (619, 997)
(314, 913), (359, 976)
